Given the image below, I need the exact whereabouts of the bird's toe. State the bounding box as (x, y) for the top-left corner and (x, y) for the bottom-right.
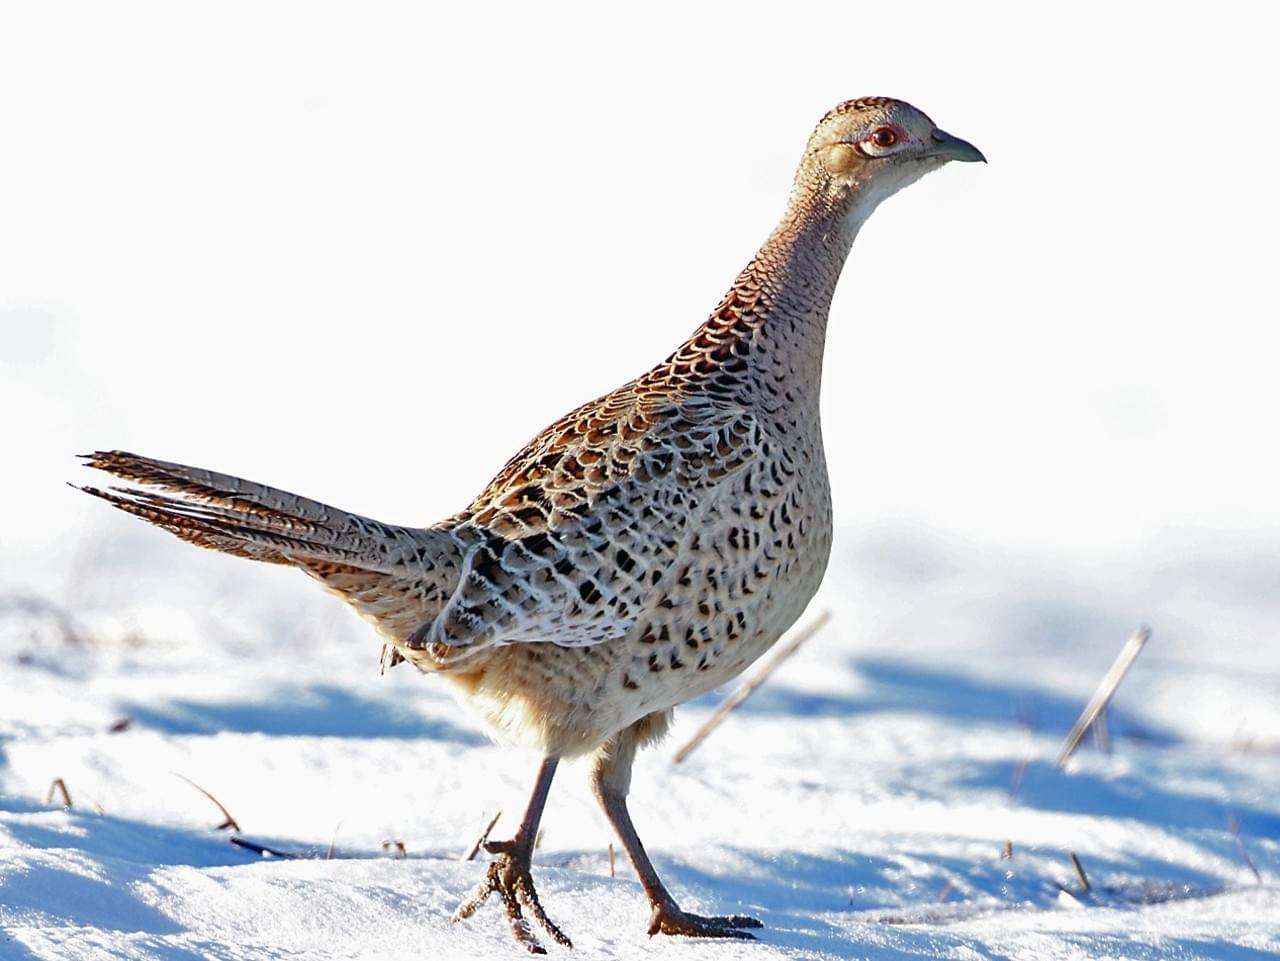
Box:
(647, 903), (763, 939)
(453, 851), (573, 953)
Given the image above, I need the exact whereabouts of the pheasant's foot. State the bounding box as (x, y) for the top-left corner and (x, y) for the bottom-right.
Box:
(453, 843), (573, 954)
(647, 901), (763, 939)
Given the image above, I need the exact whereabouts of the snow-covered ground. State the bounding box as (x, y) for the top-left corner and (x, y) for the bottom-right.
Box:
(2, 521), (1276, 960)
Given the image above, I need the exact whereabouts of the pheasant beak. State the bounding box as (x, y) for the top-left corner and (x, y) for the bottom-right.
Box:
(926, 129), (986, 163)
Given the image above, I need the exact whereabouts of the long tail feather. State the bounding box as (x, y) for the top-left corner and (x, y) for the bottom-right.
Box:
(80, 451), (401, 558)
(76, 481), (377, 566)
(77, 452), (464, 646)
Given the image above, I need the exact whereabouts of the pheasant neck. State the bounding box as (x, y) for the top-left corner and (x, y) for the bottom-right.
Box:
(672, 196), (860, 418)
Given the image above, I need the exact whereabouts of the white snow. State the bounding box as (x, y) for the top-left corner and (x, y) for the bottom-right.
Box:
(1, 524), (1276, 960)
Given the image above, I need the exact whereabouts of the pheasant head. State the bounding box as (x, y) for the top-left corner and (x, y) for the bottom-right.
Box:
(792, 97), (985, 225)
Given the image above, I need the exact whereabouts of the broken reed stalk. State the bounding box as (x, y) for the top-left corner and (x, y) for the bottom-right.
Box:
(1056, 625), (1150, 768)
(171, 772), (242, 832)
(1069, 852), (1091, 892)
(1091, 708), (1112, 754)
(673, 608), (832, 763)
(45, 778), (73, 808)
(230, 836), (298, 859)
(461, 810), (503, 862)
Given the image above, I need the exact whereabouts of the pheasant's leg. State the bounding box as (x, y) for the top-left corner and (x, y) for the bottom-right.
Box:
(589, 715), (762, 939)
(454, 755), (571, 954)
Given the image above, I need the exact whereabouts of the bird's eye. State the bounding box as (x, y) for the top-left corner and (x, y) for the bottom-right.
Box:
(870, 126), (898, 148)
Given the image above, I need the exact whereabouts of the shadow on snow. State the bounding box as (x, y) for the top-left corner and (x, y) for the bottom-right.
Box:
(119, 682), (486, 744)
(710, 656), (1174, 745)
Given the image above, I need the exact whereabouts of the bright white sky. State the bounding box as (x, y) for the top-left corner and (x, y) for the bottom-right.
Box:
(2, 2), (1278, 592)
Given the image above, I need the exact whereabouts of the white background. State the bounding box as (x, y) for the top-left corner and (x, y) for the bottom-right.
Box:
(2, 1), (1278, 590)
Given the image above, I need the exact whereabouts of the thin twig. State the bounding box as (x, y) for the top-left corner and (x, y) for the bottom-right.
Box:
(673, 609), (832, 763)
(327, 820), (343, 861)
(1227, 816), (1263, 884)
(608, 843), (616, 878)
(171, 772), (241, 832)
(1057, 626), (1150, 768)
(45, 778), (72, 808)
(936, 879), (955, 903)
(461, 811), (502, 862)
(1001, 841), (1013, 860)
(1009, 698), (1034, 797)
(1, 593), (86, 648)
(1006, 757), (1028, 797)
(230, 836), (299, 859)
(1069, 852), (1091, 892)
(1223, 738), (1280, 755)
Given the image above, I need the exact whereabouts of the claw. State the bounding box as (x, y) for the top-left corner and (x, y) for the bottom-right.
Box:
(648, 903), (763, 940)
(453, 850), (573, 953)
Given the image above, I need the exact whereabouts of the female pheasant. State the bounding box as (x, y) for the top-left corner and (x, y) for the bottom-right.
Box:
(81, 97), (983, 952)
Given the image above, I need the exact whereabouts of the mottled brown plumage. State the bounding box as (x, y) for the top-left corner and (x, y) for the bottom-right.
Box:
(80, 97), (983, 951)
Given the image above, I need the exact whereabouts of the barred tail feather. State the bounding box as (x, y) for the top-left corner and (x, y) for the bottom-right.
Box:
(78, 450), (410, 570)
(78, 451), (464, 648)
